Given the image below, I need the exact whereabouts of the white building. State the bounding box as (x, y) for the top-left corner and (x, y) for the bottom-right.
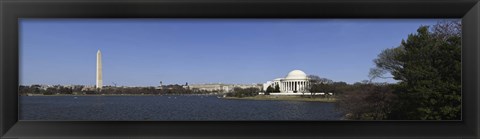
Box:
(263, 70), (311, 95)
(187, 83), (262, 93)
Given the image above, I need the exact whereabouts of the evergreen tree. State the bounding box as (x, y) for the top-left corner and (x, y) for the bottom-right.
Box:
(274, 84), (280, 92)
(265, 85), (274, 95)
(372, 21), (461, 120)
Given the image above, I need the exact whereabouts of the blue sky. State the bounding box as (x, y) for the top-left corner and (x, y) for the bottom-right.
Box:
(19, 19), (457, 86)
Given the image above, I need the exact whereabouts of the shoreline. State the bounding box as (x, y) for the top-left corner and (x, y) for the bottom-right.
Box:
(21, 94), (220, 97)
(223, 95), (336, 102)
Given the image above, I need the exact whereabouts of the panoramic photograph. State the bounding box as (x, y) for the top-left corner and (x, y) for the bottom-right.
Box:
(19, 19), (461, 121)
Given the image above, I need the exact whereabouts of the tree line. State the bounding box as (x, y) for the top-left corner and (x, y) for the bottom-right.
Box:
(18, 84), (218, 95)
(19, 85), (79, 95)
(225, 87), (261, 97)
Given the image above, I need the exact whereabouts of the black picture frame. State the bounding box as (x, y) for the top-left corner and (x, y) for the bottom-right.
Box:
(1, 0), (479, 138)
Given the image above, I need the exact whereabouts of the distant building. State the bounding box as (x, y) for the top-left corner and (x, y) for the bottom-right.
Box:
(186, 83), (262, 93)
(81, 85), (96, 92)
(263, 70), (311, 95)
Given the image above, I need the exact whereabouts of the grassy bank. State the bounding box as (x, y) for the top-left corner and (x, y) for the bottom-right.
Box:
(223, 95), (336, 102)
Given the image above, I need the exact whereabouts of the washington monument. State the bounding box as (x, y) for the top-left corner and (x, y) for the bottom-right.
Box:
(96, 50), (103, 89)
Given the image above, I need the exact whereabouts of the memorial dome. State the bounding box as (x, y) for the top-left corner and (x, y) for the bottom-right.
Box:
(285, 70), (308, 80)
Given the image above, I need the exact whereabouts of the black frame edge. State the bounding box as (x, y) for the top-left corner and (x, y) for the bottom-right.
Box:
(473, 2), (480, 138)
(1, 0), (19, 137)
(1, 0), (479, 139)
(463, 2), (480, 139)
(0, 0), (3, 136)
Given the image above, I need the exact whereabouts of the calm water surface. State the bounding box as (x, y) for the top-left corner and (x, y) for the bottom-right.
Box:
(20, 95), (344, 120)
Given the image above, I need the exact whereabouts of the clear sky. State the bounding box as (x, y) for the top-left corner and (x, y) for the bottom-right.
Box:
(19, 19), (458, 86)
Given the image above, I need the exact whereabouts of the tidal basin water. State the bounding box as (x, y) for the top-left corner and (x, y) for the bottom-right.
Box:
(20, 95), (344, 120)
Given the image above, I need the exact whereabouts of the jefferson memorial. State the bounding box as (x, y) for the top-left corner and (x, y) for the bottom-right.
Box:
(263, 70), (311, 95)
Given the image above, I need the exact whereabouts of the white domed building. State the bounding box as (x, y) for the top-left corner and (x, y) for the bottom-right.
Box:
(263, 70), (311, 95)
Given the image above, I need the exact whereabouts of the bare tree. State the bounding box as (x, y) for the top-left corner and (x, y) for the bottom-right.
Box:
(336, 83), (396, 120)
(432, 20), (461, 41)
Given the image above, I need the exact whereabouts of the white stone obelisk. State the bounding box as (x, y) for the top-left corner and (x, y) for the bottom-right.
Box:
(96, 50), (103, 89)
